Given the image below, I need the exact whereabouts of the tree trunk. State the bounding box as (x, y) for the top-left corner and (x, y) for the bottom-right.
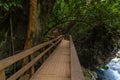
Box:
(23, 0), (37, 67)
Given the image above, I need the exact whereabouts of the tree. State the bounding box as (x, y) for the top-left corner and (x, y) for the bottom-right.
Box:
(46, 0), (120, 68)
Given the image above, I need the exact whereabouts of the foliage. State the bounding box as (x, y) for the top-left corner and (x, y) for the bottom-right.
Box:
(0, 0), (22, 11)
(102, 65), (109, 70)
(46, 0), (120, 68)
(0, 0), (120, 69)
(0, 0), (23, 23)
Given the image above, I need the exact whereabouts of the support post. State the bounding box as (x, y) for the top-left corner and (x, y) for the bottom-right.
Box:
(0, 70), (6, 80)
(30, 55), (35, 75)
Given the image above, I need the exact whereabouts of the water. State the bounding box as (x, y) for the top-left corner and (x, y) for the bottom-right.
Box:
(97, 57), (120, 80)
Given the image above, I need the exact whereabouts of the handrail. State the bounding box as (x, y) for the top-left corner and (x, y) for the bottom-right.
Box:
(70, 35), (85, 80)
(0, 35), (63, 80)
(8, 38), (62, 80)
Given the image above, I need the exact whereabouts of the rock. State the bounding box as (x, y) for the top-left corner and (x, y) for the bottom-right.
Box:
(117, 50), (120, 58)
(82, 67), (100, 80)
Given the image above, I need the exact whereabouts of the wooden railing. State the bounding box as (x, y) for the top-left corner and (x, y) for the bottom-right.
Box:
(70, 35), (85, 80)
(0, 35), (63, 80)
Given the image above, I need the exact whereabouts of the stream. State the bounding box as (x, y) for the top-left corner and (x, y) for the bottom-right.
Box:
(97, 57), (120, 80)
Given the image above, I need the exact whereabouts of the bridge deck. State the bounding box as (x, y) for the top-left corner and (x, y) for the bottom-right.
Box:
(30, 40), (71, 80)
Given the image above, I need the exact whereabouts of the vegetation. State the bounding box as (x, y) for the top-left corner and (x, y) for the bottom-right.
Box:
(47, 0), (120, 68)
(0, 0), (120, 79)
(102, 65), (109, 70)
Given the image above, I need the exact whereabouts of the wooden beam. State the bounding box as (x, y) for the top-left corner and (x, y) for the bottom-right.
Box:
(0, 70), (6, 80)
(70, 35), (85, 80)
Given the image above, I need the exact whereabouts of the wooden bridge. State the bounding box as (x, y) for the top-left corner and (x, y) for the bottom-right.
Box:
(0, 35), (84, 80)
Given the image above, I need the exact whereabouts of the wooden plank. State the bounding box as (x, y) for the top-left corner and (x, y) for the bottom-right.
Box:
(0, 35), (62, 71)
(0, 70), (6, 80)
(70, 35), (85, 80)
(7, 38), (62, 80)
(32, 75), (70, 80)
(30, 40), (70, 80)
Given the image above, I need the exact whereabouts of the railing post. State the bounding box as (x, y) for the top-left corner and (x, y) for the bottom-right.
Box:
(0, 70), (6, 80)
(31, 65), (35, 75)
(30, 55), (35, 75)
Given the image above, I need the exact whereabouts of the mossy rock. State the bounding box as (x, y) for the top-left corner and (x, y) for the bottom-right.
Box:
(102, 65), (109, 70)
(82, 67), (93, 80)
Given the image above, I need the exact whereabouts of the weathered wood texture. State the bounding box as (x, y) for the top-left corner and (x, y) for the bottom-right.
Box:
(30, 40), (70, 80)
(0, 35), (62, 80)
(0, 70), (6, 80)
(70, 35), (85, 80)
(0, 35), (85, 80)
(7, 39), (62, 80)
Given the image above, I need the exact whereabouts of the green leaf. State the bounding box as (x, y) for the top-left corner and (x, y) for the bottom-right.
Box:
(0, 3), (3, 6)
(3, 3), (9, 11)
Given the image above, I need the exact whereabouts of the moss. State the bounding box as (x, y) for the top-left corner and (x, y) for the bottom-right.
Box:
(102, 65), (109, 70)
(117, 54), (120, 58)
(82, 67), (93, 80)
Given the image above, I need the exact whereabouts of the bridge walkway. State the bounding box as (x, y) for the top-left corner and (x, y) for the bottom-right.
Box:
(30, 40), (70, 80)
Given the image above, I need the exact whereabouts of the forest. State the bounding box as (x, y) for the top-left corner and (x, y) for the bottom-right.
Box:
(0, 0), (120, 80)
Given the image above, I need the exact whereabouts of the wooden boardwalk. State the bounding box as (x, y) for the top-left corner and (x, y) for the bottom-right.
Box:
(30, 40), (71, 80)
(0, 35), (84, 80)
